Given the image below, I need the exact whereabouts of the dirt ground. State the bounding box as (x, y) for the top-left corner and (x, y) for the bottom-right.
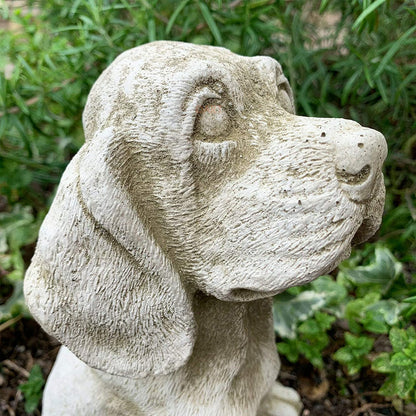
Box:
(0, 319), (59, 416)
(1, 316), (413, 416)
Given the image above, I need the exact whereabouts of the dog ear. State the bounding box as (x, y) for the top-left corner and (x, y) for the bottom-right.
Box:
(24, 128), (196, 378)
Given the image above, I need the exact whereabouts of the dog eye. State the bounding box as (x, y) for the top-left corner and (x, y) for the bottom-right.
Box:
(195, 101), (231, 139)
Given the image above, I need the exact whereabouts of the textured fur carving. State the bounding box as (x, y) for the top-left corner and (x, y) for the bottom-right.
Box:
(24, 41), (387, 416)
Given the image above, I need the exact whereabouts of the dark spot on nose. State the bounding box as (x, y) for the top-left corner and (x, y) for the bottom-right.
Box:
(358, 143), (364, 148)
(321, 132), (326, 137)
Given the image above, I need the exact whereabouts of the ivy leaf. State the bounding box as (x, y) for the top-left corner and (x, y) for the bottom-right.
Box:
(273, 291), (325, 339)
(333, 347), (354, 363)
(315, 311), (336, 331)
(297, 341), (324, 369)
(373, 327), (416, 399)
(310, 275), (347, 307)
(361, 300), (406, 333)
(298, 319), (320, 335)
(370, 300), (406, 325)
(345, 292), (380, 331)
(0, 205), (35, 253)
(342, 247), (402, 294)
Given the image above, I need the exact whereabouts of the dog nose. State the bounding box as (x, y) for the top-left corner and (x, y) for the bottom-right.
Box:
(332, 123), (387, 202)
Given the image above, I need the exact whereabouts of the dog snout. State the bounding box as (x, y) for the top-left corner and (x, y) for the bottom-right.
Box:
(333, 125), (387, 202)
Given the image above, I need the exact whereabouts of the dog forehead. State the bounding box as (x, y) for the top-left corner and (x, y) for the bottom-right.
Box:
(83, 42), (285, 140)
(106, 41), (277, 94)
(114, 41), (250, 70)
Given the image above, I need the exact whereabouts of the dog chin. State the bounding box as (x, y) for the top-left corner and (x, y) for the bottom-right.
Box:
(203, 243), (353, 303)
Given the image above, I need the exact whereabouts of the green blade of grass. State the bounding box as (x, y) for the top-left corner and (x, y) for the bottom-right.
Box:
(352, 0), (387, 31)
(404, 296), (416, 303)
(375, 26), (416, 77)
(148, 16), (156, 42)
(319, 0), (330, 13)
(16, 56), (37, 82)
(363, 65), (375, 89)
(341, 70), (362, 105)
(166, 0), (190, 35)
(198, 2), (223, 45)
(69, 0), (83, 17)
(375, 76), (389, 104)
(248, 0), (272, 8)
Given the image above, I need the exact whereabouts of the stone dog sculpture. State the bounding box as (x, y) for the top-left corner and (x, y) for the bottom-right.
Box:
(24, 41), (387, 416)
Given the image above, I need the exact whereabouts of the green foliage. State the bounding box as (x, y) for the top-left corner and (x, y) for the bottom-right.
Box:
(341, 247), (402, 295)
(18, 365), (45, 414)
(0, 280), (28, 322)
(0, 205), (41, 323)
(0, 205), (41, 275)
(273, 290), (326, 339)
(345, 294), (406, 334)
(0, 0), (415, 406)
(341, 247), (408, 334)
(277, 311), (336, 369)
(372, 327), (416, 400)
(333, 333), (374, 375)
(275, 245), (416, 399)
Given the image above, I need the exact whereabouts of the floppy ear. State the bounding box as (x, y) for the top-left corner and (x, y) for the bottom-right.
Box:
(24, 128), (196, 378)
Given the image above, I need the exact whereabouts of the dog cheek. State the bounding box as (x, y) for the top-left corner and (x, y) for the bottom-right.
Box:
(189, 123), (371, 299)
(191, 177), (359, 299)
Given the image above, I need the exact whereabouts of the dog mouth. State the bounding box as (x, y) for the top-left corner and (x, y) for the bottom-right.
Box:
(351, 216), (379, 246)
(350, 174), (385, 245)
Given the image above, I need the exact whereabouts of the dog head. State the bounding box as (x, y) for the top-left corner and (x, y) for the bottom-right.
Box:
(24, 41), (387, 377)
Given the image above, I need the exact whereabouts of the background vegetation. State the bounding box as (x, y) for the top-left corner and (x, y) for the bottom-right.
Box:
(0, 0), (415, 414)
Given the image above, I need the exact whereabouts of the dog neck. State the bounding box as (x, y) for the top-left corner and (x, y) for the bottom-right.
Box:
(91, 294), (280, 415)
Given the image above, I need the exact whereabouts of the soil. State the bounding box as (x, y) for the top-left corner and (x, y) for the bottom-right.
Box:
(0, 319), (59, 416)
(1, 317), (414, 416)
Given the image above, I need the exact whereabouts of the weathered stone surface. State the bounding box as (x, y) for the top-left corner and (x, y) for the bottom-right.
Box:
(24, 41), (387, 416)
